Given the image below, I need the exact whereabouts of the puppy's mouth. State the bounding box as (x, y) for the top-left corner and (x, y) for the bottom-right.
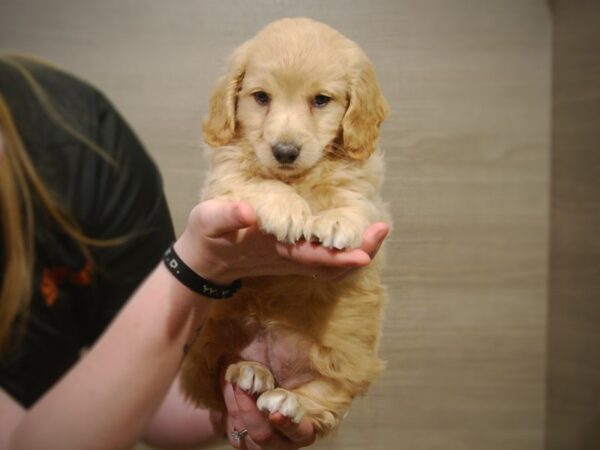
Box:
(270, 163), (308, 181)
(276, 163), (297, 171)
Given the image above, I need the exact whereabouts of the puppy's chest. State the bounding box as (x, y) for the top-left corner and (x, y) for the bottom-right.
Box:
(238, 327), (317, 389)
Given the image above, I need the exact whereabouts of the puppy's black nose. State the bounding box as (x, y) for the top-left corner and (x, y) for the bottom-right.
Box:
(272, 142), (301, 164)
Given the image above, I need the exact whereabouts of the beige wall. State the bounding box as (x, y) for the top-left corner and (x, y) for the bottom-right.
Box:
(0, 1), (551, 449)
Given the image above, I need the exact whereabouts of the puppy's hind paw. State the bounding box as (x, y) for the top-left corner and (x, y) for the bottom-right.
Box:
(257, 388), (306, 424)
(225, 361), (275, 395)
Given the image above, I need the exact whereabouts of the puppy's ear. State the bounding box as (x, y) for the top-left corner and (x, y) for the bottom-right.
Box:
(202, 52), (246, 147)
(341, 58), (389, 160)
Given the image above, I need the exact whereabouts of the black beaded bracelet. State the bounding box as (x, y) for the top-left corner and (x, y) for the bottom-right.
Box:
(163, 244), (241, 299)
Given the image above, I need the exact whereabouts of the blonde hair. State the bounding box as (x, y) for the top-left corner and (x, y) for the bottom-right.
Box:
(0, 55), (122, 353)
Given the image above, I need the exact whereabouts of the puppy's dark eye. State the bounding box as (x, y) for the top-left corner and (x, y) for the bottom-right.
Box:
(253, 91), (270, 106)
(313, 94), (331, 108)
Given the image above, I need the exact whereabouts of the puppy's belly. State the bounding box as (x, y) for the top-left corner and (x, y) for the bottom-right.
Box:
(238, 328), (317, 390)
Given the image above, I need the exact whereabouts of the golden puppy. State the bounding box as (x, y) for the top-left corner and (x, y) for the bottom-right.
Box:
(181, 17), (389, 437)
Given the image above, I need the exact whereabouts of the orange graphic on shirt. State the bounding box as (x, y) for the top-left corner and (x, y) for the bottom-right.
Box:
(40, 262), (92, 306)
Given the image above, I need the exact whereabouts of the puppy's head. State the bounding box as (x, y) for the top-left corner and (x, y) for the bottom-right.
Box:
(203, 18), (389, 178)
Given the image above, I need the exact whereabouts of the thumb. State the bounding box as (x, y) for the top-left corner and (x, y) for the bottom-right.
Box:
(196, 200), (256, 237)
(360, 222), (389, 258)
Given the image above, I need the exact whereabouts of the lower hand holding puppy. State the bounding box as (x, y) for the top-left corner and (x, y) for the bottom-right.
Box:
(4, 199), (388, 450)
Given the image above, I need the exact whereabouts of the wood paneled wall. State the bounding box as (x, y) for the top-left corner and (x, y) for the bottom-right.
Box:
(0, 1), (553, 449)
(547, 1), (600, 449)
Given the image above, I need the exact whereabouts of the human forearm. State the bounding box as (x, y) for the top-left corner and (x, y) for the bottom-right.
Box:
(144, 374), (224, 448)
(10, 263), (210, 450)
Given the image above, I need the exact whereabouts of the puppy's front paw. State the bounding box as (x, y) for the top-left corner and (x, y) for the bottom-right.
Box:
(307, 213), (364, 249)
(225, 361), (275, 395)
(255, 196), (311, 244)
(257, 388), (306, 424)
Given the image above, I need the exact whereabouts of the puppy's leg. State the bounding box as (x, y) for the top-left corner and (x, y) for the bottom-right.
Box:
(256, 378), (352, 437)
(290, 378), (354, 437)
(205, 176), (312, 243)
(254, 193), (312, 244)
(180, 319), (228, 411)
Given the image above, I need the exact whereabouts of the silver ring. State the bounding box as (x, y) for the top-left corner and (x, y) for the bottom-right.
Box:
(231, 428), (248, 443)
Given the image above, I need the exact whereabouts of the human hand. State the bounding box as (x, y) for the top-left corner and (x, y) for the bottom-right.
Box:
(174, 199), (389, 286)
(223, 382), (316, 450)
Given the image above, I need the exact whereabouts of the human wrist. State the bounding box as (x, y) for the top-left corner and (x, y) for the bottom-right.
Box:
(164, 244), (241, 300)
(170, 234), (241, 294)
(172, 232), (219, 281)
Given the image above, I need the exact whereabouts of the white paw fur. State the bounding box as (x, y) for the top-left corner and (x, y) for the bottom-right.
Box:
(225, 361), (275, 395)
(257, 388), (306, 424)
(307, 214), (364, 249)
(255, 195), (312, 243)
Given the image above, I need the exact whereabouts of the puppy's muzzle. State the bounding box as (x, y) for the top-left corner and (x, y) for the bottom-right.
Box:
(272, 142), (301, 165)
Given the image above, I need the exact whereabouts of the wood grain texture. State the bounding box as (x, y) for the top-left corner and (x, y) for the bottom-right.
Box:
(0, 1), (551, 449)
(547, 2), (600, 449)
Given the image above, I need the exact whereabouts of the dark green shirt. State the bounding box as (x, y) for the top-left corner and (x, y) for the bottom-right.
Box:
(0, 58), (175, 407)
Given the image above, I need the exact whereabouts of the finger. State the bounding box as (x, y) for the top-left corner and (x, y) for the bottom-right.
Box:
(223, 383), (247, 449)
(299, 224), (389, 281)
(275, 240), (371, 268)
(359, 222), (389, 258)
(197, 200), (257, 238)
(233, 386), (272, 444)
(269, 412), (316, 447)
(233, 385), (291, 449)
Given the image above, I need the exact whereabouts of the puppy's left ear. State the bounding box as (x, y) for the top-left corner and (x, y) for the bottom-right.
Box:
(341, 57), (389, 160)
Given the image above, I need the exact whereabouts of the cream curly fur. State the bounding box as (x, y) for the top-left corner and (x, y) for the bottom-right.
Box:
(181, 17), (389, 437)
